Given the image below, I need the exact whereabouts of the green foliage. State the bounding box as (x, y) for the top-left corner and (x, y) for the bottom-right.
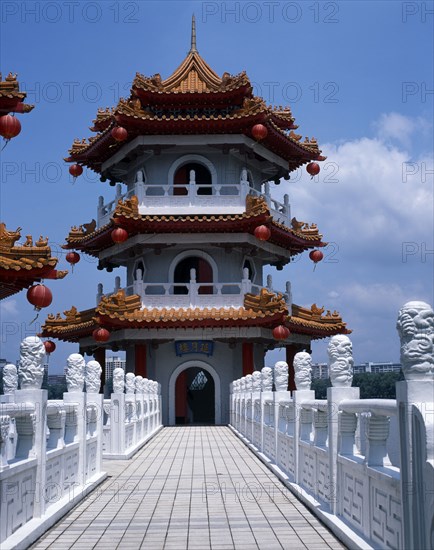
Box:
(47, 383), (68, 400)
(311, 371), (404, 400)
(353, 371), (404, 399)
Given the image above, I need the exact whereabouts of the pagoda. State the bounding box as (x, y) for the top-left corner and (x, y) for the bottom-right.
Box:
(41, 19), (350, 425)
(0, 73), (67, 301)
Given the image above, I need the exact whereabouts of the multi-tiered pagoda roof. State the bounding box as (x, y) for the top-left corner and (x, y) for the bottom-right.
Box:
(65, 31), (324, 177)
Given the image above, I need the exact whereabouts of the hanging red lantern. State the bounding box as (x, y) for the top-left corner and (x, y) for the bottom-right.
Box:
(69, 164), (83, 178)
(306, 162), (320, 178)
(272, 325), (290, 340)
(309, 249), (324, 271)
(111, 227), (128, 243)
(111, 126), (128, 142)
(251, 123), (268, 141)
(27, 284), (53, 310)
(254, 225), (271, 241)
(65, 251), (80, 272)
(93, 327), (110, 342)
(0, 115), (21, 140)
(44, 340), (56, 355)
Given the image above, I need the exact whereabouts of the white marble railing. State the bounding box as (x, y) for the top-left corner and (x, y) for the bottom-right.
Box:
(97, 271), (292, 312)
(0, 380), (106, 549)
(230, 313), (434, 550)
(97, 179), (290, 227)
(102, 372), (162, 460)
(0, 341), (162, 550)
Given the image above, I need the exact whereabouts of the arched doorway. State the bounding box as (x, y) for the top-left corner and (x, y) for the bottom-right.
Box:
(175, 367), (215, 425)
(168, 361), (221, 425)
(173, 162), (212, 196)
(173, 256), (213, 295)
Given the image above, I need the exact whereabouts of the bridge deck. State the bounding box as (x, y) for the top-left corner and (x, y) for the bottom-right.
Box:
(31, 427), (345, 550)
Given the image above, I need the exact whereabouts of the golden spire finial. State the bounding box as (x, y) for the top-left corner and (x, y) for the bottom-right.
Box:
(190, 14), (197, 53)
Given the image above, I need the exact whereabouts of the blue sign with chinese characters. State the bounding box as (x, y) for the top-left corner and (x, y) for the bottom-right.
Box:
(175, 340), (214, 357)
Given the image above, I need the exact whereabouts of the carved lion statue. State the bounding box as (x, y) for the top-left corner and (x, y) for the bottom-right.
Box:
(113, 367), (125, 393)
(274, 361), (289, 391)
(261, 367), (273, 391)
(65, 353), (85, 392)
(18, 336), (46, 389)
(294, 352), (312, 390)
(396, 301), (434, 380)
(3, 363), (18, 394)
(327, 335), (354, 387)
(85, 360), (102, 393)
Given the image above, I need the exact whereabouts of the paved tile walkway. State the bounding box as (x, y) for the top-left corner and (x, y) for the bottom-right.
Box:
(31, 427), (346, 550)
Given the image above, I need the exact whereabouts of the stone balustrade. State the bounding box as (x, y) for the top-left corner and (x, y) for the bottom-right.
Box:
(0, 338), (162, 550)
(97, 179), (290, 228)
(102, 370), (162, 459)
(230, 301), (434, 550)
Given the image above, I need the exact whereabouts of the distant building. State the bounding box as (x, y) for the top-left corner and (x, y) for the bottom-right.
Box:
(48, 374), (66, 386)
(105, 356), (126, 380)
(311, 363), (329, 380)
(311, 361), (402, 380)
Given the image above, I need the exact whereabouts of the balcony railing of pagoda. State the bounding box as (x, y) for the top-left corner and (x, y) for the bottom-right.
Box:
(98, 271), (293, 312)
(97, 178), (290, 228)
(117, 270), (289, 311)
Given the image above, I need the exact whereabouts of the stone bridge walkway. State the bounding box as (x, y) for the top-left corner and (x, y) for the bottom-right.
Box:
(31, 427), (346, 550)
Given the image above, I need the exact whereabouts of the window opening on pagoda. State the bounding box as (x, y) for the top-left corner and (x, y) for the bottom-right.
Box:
(173, 256), (213, 295)
(173, 163), (212, 196)
(189, 370), (208, 391)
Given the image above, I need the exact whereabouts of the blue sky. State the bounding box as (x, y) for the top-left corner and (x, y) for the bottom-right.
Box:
(1, 1), (433, 373)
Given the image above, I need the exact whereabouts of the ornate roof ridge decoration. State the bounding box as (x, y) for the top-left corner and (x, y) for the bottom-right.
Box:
(245, 194), (270, 217)
(97, 289), (141, 316)
(243, 288), (288, 315)
(290, 303), (351, 331)
(290, 217), (322, 239)
(0, 222), (62, 264)
(0, 223), (67, 300)
(42, 306), (97, 334)
(0, 72), (35, 113)
(40, 299), (350, 342)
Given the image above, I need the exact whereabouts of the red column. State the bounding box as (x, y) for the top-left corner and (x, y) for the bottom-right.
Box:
(242, 343), (254, 376)
(135, 344), (147, 377)
(285, 345), (298, 392)
(93, 347), (106, 392)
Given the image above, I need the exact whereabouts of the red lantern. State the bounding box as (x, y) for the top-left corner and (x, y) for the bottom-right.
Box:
(111, 126), (128, 142)
(111, 227), (128, 243)
(309, 249), (324, 271)
(65, 251), (80, 272)
(44, 341), (56, 354)
(252, 124), (268, 141)
(254, 225), (271, 241)
(306, 162), (320, 178)
(69, 164), (83, 178)
(0, 115), (21, 140)
(93, 328), (110, 342)
(272, 325), (290, 340)
(27, 284), (53, 311)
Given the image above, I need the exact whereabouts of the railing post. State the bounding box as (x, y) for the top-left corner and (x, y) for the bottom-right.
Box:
(85, 360), (103, 475)
(326, 335), (359, 514)
(97, 195), (104, 227)
(284, 193), (290, 220)
(189, 268), (197, 308)
(396, 300), (434, 550)
(64, 353), (87, 487)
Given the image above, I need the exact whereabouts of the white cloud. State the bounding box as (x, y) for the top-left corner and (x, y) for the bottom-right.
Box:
(372, 112), (431, 149)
